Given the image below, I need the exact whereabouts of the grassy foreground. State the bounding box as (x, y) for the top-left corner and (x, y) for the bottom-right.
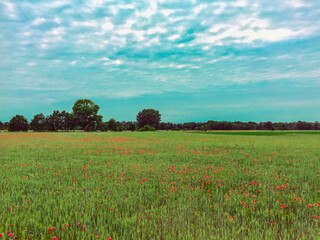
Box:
(1, 131), (320, 239)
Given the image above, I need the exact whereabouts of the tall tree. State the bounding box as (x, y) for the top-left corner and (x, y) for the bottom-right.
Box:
(30, 113), (47, 131)
(72, 99), (102, 131)
(136, 109), (161, 128)
(0, 121), (4, 130)
(8, 115), (29, 132)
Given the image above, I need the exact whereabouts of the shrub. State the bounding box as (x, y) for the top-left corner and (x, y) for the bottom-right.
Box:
(137, 125), (156, 131)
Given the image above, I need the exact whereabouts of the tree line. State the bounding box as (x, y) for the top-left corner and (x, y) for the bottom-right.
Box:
(0, 99), (319, 131)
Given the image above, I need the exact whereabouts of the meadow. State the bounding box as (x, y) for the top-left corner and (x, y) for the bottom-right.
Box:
(1, 131), (320, 239)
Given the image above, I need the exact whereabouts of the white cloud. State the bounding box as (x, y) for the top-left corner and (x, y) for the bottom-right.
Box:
(45, 0), (70, 9)
(144, 37), (160, 46)
(137, 0), (158, 18)
(102, 21), (114, 31)
(113, 60), (123, 65)
(47, 27), (65, 35)
(212, 2), (226, 15)
(32, 18), (46, 25)
(27, 62), (36, 66)
(231, 0), (248, 7)
(120, 4), (135, 9)
(99, 57), (110, 61)
(161, 9), (175, 16)
(23, 32), (31, 36)
(194, 15), (301, 45)
(72, 20), (97, 28)
(193, 4), (207, 15)
(53, 17), (62, 24)
(244, 28), (295, 42)
(101, 58), (124, 65)
(92, 18), (114, 36)
(70, 61), (77, 66)
(1, 0), (16, 18)
(116, 27), (145, 42)
(146, 27), (167, 35)
(287, 0), (310, 8)
(168, 34), (180, 41)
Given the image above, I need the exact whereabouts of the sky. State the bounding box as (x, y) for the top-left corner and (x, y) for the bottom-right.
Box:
(1, 0), (320, 123)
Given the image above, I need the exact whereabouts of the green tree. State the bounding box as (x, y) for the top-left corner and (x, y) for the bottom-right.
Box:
(263, 121), (273, 130)
(46, 110), (64, 131)
(129, 123), (136, 131)
(136, 109), (161, 128)
(60, 111), (75, 131)
(0, 121), (4, 130)
(107, 118), (118, 131)
(72, 99), (102, 131)
(8, 115), (29, 132)
(30, 113), (47, 131)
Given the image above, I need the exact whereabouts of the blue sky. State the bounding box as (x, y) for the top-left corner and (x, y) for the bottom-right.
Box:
(1, 0), (320, 123)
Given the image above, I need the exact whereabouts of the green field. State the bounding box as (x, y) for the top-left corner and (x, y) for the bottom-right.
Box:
(1, 131), (320, 239)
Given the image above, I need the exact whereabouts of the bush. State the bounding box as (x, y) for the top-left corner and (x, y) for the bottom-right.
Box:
(137, 125), (156, 131)
(129, 123), (136, 131)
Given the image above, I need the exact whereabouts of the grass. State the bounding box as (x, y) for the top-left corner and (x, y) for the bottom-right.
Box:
(190, 130), (320, 136)
(0, 131), (320, 239)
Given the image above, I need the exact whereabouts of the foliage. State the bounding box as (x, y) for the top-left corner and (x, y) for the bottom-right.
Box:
(8, 115), (29, 131)
(136, 109), (161, 128)
(128, 123), (136, 131)
(30, 113), (47, 131)
(107, 118), (118, 131)
(3, 101), (320, 132)
(46, 111), (64, 131)
(137, 124), (156, 131)
(72, 99), (102, 131)
(96, 122), (108, 131)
